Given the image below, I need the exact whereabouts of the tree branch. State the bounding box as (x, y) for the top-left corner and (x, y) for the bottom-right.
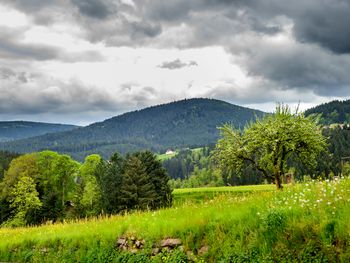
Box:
(238, 154), (273, 180)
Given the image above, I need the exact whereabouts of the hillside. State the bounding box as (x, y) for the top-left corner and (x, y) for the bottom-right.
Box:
(304, 99), (350, 124)
(0, 121), (78, 142)
(1, 180), (350, 262)
(0, 98), (264, 160)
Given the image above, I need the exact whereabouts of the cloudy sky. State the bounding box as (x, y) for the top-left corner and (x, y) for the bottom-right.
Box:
(0, 0), (349, 125)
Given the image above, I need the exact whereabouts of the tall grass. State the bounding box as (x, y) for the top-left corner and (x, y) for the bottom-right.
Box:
(1, 181), (350, 262)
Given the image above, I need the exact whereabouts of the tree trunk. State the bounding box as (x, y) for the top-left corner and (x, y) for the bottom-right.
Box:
(274, 163), (283, 190)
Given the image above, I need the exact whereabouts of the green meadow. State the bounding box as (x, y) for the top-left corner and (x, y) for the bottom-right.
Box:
(1, 180), (350, 262)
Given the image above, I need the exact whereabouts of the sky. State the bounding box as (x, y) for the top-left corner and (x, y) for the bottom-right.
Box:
(0, 0), (349, 125)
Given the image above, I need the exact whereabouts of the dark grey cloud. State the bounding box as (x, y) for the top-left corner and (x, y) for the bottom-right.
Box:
(0, 75), (118, 114)
(292, 3), (350, 54)
(1, 0), (350, 118)
(0, 67), (29, 83)
(0, 27), (60, 60)
(158, 59), (198, 70)
(71, 0), (114, 19)
(0, 26), (104, 62)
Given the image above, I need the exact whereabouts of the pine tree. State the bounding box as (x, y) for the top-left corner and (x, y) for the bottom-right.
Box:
(135, 151), (172, 208)
(120, 156), (156, 211)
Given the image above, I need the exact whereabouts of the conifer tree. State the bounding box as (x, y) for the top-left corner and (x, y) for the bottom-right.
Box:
(120, 156), (156, 211)
(135, 151), (172, 208)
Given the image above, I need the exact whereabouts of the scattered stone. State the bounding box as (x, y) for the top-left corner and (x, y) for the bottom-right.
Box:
(161, 238), (182, 248)
(116, 237), (127, 247)
(198, 245), (209, 255)
(152, 247), (160, 255)
(135, 240), (144, 249)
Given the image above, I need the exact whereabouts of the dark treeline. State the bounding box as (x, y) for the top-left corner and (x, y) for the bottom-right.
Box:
(0, 150), (171, 227)
(163, 146), (214, 179)
(0, 151), (20, 180)
(305, 99), (350, 125)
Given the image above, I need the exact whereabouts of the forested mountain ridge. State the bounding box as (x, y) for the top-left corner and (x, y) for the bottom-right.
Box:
(304, 99), (350, 125)
(0, 98), (264, 160)
(0, 121), (78, 142)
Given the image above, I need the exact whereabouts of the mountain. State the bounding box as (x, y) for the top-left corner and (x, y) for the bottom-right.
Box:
(0, 98), (264, 160)
(0, 121), (79, 142)
(304, 100), (350, 125)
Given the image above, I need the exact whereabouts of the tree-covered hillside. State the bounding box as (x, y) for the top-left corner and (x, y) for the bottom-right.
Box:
(0, 121), (78, 142)
(304, 99), (350, 124)
(0, 98), (264, 161)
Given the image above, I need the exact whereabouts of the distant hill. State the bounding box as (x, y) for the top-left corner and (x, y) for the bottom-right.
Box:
(0, 121), (78, 142)
(0, 98), (265, 160)
(305, 100), (350, 125)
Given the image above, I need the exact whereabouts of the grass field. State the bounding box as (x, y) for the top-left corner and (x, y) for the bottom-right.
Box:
(156, 151), (178, 161)
(1, 181), (350, 262)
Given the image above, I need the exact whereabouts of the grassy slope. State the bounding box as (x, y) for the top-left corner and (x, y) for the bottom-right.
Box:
(156, 151), (178, 161)
(1, 181), (350, 262)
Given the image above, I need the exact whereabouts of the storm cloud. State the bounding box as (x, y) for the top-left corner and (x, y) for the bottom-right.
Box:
(0, 0), (350, 124)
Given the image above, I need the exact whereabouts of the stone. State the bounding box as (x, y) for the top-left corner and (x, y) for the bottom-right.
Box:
(135, 240), (144, 249)
(198, 245), (209, 255)
(116, 237), (128, 250)
(160, 238), (182, 248)
(152, 247), (160, 255)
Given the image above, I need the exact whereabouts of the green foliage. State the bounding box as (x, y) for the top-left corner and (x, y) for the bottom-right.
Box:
(162, 146), (213, 180)
(120, 156), (157, 211)
(170, 167), (224, 188)
(305, 99), (350, 125)
(0, 151), (20, 181)
(215, 104), (328, 189)
(0, 98), (264, 160)
(74, 154), (102, 217)
(0, 151), (79, 224)
(4, 176), (42, 227)
(95, 153), (124, 214)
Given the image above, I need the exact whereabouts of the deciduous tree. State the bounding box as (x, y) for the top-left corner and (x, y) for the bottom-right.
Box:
(215, 104), (327, 189)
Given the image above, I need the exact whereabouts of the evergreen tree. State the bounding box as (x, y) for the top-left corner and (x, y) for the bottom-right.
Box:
(120, 156), (156, 211)
(135, 151), (172, 208)
(95, 153), (124, 214)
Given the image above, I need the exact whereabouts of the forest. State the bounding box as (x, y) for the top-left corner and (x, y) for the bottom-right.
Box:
(0, 150), (171, 227)
(0, 98), (264, 160)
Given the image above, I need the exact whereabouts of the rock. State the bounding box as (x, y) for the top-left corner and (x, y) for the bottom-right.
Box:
(116, 237), (127, 246)
(116, 237), (128, 250)
(161, 238), (182, 248)
(130, 236), (136, 242)
(152, 247), (160, 255)
(135, 239), (145, 249)
(198, 245), (209, 255)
